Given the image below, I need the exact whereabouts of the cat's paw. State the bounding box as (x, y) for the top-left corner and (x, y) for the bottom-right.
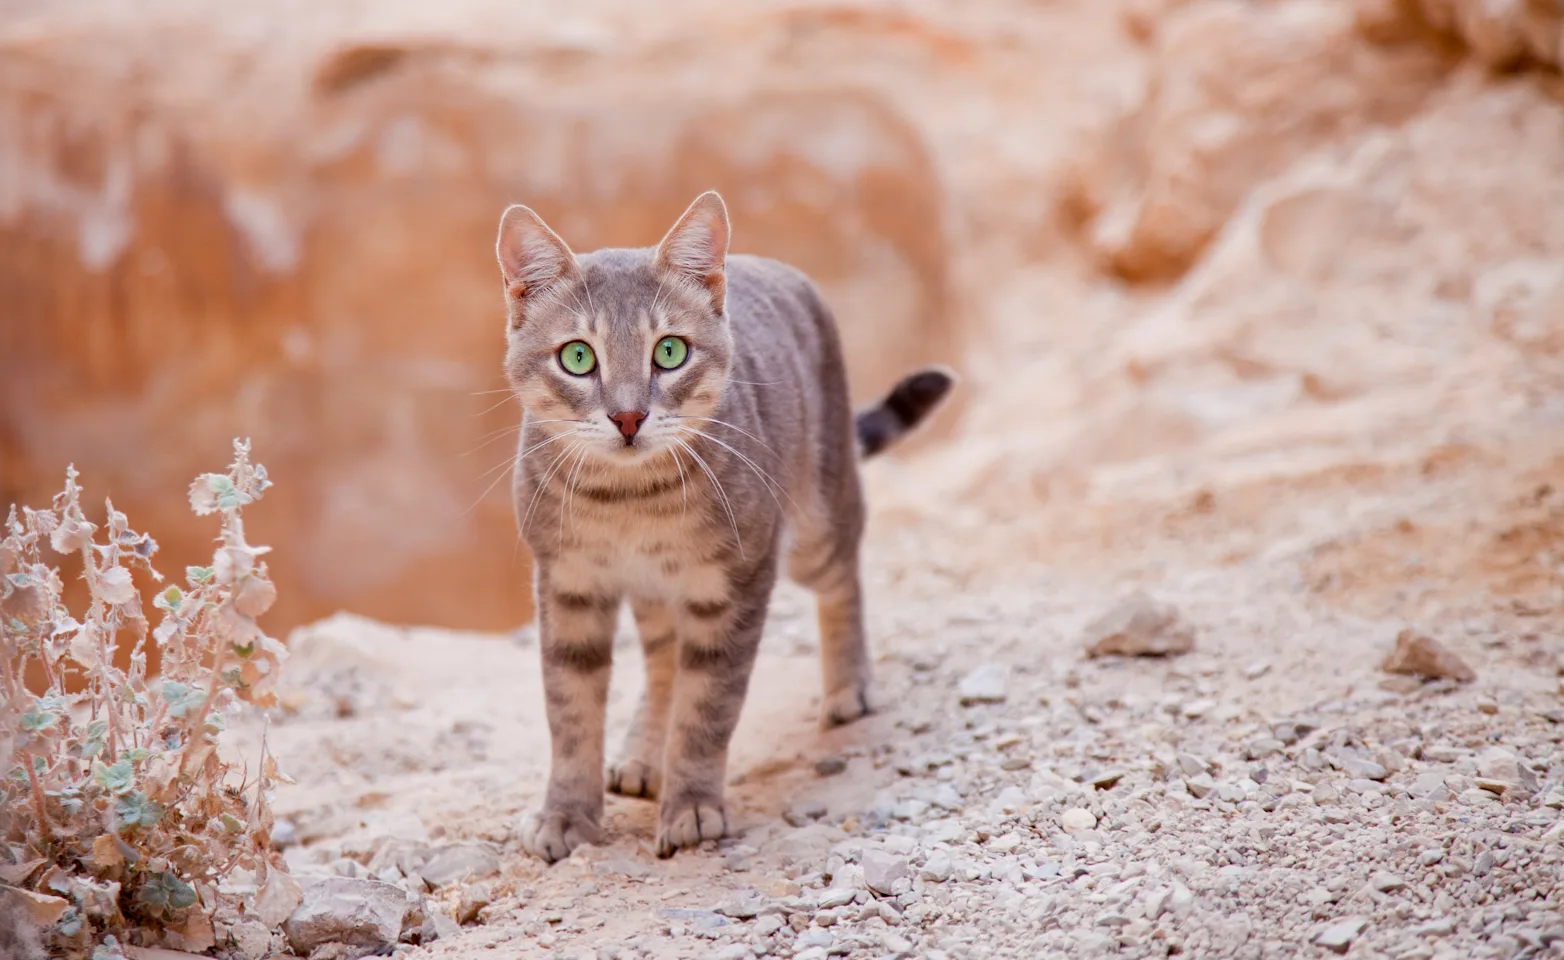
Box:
(519, 807), (600, 864)
(654, 800), (726, 858)
(607, 758), (660, 799)
(819, 683), (872, 729)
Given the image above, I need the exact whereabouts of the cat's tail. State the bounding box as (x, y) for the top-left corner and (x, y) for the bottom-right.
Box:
(855, 366), (956, 459)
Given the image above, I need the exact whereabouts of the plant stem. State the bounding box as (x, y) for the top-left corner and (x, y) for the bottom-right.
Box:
(24, 750), (52, 841)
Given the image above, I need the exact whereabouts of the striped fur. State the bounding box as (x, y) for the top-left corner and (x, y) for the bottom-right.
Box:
(497, 192), (953, 861)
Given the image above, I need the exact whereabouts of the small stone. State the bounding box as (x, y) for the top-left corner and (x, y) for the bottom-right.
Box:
(861, 850), (911, 896)
(1060, 808), (1097, 833)
(456, 883), (491, 925)
(1184, 774), (1216, 799)
(880, 931), (914, 955)
(991, 785), (1030, 814)
(717, 892), (764, 919)
(754, 914), (785, 937)
(815, 756), (848, 777)
(1474, 851), (1495, 876)
(768, 878), (802, 898)
(1370, 871), (1406, 893)
(1381, 630), (1475, 682)
(1083, 592), (1195, 657)
(1338, 756), (1388, 781)
(1177, 754), (1208, 776)
(958, 663), (1009, 705)
(423, 909), (460, 943)
(818, 887), (857, 909)
(1144, 887), (1172, 921)
(1246, 738), (1284, 760)
(798, 929), (835, 949)
(1315, 917), (1368, 953)
(784, 799), (829, 827)
(711, 946), (750, 960)
(1085, 768), (1125, 790)
(229, 919), (272, 960)
(1168, 883), (1195, 917)
(416, 842), (501, 888)
(1273, 719), (1317, 745)
(1214, 782), (1246, 803)
(1478, 750), (1539, 793)
(656, 908), (729, 931)
(919, 852), (954, 883)
(987, 832), (1022, 853)
(1477, 700), (1499, 715)
(1475, 777), (1518, 796)
(283, 878), (411, 957)
(1181, 698), (1217, 719)
(1408, 773), (1450, 802)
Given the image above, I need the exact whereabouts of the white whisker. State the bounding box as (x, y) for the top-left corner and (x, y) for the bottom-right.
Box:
(519, 437), (589, 538)
(558, 441), (596, 546)
(468, 430), (579, 516)
(676, 427), (795, 514)
(670, 415), (779, 456)
(673, 436), (744, 560)
(474, 393), (520, 418)
(665, 443), (690, 517)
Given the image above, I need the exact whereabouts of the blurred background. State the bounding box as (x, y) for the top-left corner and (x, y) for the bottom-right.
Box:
(2, 0), (1562, 636)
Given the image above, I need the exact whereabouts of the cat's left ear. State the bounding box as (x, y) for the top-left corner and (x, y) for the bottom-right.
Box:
(655, 191), (729, 315)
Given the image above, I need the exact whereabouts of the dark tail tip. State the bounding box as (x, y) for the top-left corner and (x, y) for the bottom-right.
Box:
(856, 365), (956, 458)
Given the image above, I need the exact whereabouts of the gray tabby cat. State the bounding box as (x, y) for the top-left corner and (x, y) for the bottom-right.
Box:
(496, 191), (952, 861)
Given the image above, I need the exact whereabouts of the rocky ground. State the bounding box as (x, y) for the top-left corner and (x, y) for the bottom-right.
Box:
(230, 423), (1564, 960)
(7, 0), (1564, 956)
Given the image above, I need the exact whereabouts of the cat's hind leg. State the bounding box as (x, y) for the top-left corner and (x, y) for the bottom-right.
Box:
(788, 512), (872, 730)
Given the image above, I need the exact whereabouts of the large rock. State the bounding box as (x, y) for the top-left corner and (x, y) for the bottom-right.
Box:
(1354, 0), (1564, 71)
(0, 5), (956, 632)
(281, 877), (409, 958)
(1063, 0), (1444, 281)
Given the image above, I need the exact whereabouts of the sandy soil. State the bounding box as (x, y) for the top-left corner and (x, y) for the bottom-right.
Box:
(238, 416), (1564, 958)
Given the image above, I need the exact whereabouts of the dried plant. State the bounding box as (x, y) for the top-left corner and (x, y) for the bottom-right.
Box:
(0, 440), (295, 958)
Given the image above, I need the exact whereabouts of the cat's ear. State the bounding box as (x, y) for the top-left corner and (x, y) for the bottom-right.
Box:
(655, 191), (729, 314)
(496, 204), (578, 310)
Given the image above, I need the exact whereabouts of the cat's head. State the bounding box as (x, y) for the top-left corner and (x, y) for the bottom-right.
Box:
(496, 192), (734, 464)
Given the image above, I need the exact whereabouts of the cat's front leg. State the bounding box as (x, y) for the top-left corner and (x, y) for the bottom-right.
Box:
(520, 569), (619, 863)
(608, 600), (678, 799)
(654, 557), (777, 857)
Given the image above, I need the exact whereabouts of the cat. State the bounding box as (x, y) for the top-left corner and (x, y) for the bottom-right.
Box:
(496, 191), (953, 861)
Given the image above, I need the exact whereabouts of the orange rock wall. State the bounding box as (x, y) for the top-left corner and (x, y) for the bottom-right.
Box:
(0, 29), (959, 633)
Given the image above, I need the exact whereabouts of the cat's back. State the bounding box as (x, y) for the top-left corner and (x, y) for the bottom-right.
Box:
(722, 253), (840, 365)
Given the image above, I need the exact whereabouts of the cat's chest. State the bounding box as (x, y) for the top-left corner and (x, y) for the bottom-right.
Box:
(550, 504), (717, 597)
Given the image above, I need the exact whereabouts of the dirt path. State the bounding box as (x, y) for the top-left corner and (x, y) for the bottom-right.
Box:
(234, 421), (1564, 959)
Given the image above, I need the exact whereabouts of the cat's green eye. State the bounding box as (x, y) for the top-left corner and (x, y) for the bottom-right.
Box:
(653, 336), (689, 370)
(558, 340), (596, 376)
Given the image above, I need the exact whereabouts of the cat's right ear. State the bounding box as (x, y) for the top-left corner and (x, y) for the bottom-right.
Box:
(496, 204), (578, 318)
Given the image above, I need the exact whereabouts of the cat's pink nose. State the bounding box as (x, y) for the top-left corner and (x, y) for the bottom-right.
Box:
(609, 410), (647, 441)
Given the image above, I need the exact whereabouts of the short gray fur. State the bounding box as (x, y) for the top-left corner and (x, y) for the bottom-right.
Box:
(495, 191), (952, 861)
